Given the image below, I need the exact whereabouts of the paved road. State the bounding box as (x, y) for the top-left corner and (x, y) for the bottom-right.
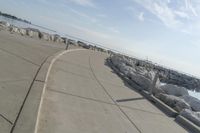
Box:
(0, 30), (66, 132)
(37, 50), (188, 133)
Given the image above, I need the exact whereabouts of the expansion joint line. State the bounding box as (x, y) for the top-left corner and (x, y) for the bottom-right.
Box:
(88, 55), (142, 133)
(0, 114), (13, 125)
(9, 54), (50, 133)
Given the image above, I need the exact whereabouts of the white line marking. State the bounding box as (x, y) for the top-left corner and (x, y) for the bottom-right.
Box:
(34, 49), (85, 133)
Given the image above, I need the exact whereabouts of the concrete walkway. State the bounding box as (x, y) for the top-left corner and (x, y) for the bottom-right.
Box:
(37, 50), (188, 133)
(0, 30), (66, 133)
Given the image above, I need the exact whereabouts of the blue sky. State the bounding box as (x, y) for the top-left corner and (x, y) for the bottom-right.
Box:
(1, 0), (200, 77)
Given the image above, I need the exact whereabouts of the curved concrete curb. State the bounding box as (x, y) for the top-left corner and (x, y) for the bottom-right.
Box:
(34, 49), (84, 133)
(12, 50), (67, 133)
(9, 49), (84, 133)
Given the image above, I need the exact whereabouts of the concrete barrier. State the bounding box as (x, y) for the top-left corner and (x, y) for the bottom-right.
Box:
(149, 94), (178, 117)
(176, 115), (200, 133)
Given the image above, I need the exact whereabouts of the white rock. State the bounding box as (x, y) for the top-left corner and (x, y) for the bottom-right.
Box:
(159, 93), (191, 112)
(160, 84), (189, 96)
(49, 35), (55, 41)
(180, 109), (200, 127)
(9, 26), (19, 33)
(153, 78), (166, 96)
(39, 32), (50, 41)
(135, 66), (148, 76)
(53, 34), (62, 42)
(182, 95), (200, 111)
(145, 71), (156, 81)
(18, 28), (26, 36)
(0, 21), (10, 27)
(129, 72), (151, 91)
(26, 29), (33, 37)
(32, 31), (39, 38)
(159, 93), (180, 107)
(175, 99), (191, 112)
(25, 28), (40, 38)
(118, 63), (136, 76)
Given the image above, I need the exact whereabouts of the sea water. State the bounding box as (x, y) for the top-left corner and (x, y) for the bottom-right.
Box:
(0, 15), (57, 34)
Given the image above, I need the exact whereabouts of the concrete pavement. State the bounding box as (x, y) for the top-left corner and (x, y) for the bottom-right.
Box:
(0, 30), (66, 132)
(37, 50), (188, 133)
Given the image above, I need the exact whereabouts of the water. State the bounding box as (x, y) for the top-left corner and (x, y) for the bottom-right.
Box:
(189, 91), (200, 100)
(0, 15), (57, 35)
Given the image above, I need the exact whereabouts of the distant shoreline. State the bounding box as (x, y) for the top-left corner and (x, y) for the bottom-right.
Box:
(0, 11), (31, 24)
(0, 11), (57, 33)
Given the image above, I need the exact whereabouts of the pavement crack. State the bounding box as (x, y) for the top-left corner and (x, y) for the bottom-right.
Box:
(0, 47), (40, 66)
(0, 114), (13, 125)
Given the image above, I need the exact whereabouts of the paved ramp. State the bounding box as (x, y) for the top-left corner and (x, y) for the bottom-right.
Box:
(37, 50), (188, 133)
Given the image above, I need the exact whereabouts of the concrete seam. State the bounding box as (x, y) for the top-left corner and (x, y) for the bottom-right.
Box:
(47, 88), (166, 117)
(35, 79), (45, 83)
(0, 47), (40, 66)
(34, 49), (85, 133)
(0, 114), (13, 125)
(88, 56), (142, 133)
(56, 59), (91, 70)
(10, 53), (50, 133)
(57, 67), (94, 80)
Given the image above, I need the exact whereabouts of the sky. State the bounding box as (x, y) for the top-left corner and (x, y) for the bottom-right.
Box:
(0, 0), (200, 78)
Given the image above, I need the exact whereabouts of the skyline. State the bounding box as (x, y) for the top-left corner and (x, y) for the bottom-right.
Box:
(0, 0), (200, 78)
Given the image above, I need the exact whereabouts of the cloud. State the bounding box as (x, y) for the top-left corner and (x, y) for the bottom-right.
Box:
(132, 0), (200, 30)
(174, 11), (189, 19)
(70, 9), (97, 23)
(185, 0), (198, 16)
(67, 0), (95, 7)
(70, 24), (111, 39)
(131, 0), (179, 28)
(138, 12), (144, 21)
(96, 14), (107, 18)
(108, 27), (120, 34)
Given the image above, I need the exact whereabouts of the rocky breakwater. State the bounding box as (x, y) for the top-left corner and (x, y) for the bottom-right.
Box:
(132, 57), (200, 92)
(0, 21), (68, 45)
(0, 21), (119, 53)
(108, 54), (200, 128)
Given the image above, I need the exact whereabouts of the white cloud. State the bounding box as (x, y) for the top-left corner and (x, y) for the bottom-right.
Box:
(108, 27), (120, 34)
(185, 0), (198, 16)
(138, 12), (144, 21)
(131, 0), (180, 28)
(70, 9), (97, 23)
(132, 0), (200, 30)
(174, 11), (189, 19)
(96, 14), (107, 18)
(68, 0), (95, 7)
(70, 24), (111, 39)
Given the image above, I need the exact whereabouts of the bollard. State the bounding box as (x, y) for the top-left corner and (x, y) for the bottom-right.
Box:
(65, 41), (69, 50)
